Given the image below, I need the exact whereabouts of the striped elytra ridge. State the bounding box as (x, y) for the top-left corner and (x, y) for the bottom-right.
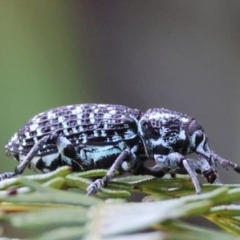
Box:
(5, 104), (142, 172)
(3, 104), (240, 195)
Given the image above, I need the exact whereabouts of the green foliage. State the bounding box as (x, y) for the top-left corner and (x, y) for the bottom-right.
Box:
(1, 167), (240, 239)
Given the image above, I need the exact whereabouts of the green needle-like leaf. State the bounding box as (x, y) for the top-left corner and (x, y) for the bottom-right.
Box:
(0, 167), (240, 239)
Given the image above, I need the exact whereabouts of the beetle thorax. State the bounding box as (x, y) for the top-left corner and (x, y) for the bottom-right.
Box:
(138, 108), (192, 156)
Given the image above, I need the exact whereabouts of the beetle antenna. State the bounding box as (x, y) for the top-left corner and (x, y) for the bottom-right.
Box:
(211, 151), (240, 174)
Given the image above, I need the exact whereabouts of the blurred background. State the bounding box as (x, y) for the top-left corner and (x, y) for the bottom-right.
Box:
(0, 1), (240, 192)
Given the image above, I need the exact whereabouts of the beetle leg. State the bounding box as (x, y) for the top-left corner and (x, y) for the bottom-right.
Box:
(154, 152), (201, 194)
(190, 130), (218, 184)
(87, 148), (132, 195)
(182, 159), (201, 194)
(2, 135), (50, 179)
(121, 145), (139, 171)
(1, 134), (62, 180)
(0, 172), (17, 180)
(211, 151), (240, 174)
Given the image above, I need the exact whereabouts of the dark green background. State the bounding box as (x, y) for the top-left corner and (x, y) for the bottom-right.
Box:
(1, 1), (240, 185)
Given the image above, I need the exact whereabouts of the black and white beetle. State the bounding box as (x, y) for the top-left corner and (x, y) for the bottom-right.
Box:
(2, 104), (240, 195)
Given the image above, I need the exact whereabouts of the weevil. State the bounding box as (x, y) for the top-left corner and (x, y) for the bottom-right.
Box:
(2, 104), (240, 195)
